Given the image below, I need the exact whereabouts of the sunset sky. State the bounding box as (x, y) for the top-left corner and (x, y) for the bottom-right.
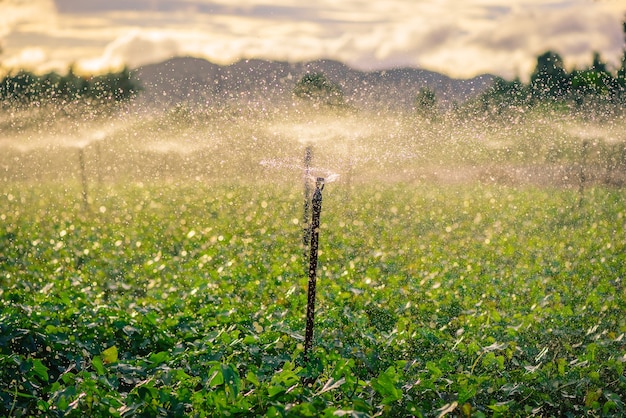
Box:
(1, 0), (625, 80)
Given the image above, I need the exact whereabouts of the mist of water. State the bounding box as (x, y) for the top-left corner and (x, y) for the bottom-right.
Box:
(0, 100), (625, 188)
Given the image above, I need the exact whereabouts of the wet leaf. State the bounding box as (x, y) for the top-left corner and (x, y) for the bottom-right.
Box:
(101, 346), (118, 364)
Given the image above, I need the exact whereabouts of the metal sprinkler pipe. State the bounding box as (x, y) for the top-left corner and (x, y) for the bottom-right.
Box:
(95, 142), (103, 185)
(304, 177), (324, 364)
(78, 148), (89, 211)
(578, 140), (588, 207)
(302, 146), (313, 248)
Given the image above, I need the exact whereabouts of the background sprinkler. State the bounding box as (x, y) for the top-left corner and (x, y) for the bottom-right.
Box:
(78, 147), (89, 211)
(304, 177), (324, 364)
(578, 140), (589, 207)
(94, 142), (103, 185)
(302, 145), (313, 250)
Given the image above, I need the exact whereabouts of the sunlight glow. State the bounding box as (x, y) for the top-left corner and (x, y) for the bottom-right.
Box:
(0, 0), (624, 78)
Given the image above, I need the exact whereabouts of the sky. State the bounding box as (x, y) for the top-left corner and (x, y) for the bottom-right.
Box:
(0, 0), (625, 81)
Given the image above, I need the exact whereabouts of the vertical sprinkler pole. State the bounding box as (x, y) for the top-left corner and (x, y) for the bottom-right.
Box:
(302, 146), (313, 248)
(304, 177), (324, 364)
(95, 142), (103, 185)
(578, 140), (589, 207)
(78, 148), (89, 211)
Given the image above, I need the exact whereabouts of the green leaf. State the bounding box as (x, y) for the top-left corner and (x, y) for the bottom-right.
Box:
(585, 389), (602, 407)
(148, 351), (169, 367)
(92, 355), (105, 375)
(31, 358), (49, 382)
(246, 371), (260, 387)
(208, 365), (224, 387)
(372, 367), (402, 404)
(221, 364), (241, 399)
(458, 384), (477, 404)
(268, 385), (286, 398)
(102, 346), (118, 364)
(488, 402), (511, 413)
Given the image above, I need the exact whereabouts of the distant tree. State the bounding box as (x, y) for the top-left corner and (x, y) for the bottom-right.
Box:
(414, 87), (436, 109)
(414, 87), (437, 119)
(590, 51), (608, 73)
(0, 66), (141, 106)
(90, 67), (140, 102)
(529, 51), (570, 100)
(570, 52), (615, 103)
(617, 15), (626, 93)
(61, 65), (90, 99)
(0, 70), (40, 104)
(481, 77), (529, 107)
(40, 71), (62, 99)
(293, 72), (344, 107)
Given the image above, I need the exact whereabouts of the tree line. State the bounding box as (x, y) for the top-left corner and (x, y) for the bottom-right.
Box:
(472, 17), (626, 115)
(0, 67), (140, 106)
(478, 50), (626, 111)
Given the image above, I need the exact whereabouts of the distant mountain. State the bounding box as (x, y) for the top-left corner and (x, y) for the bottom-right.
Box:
(132, 57), (495, 110)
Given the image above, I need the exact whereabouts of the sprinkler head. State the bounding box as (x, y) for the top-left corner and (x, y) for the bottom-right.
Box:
(316, 177), (325, 190)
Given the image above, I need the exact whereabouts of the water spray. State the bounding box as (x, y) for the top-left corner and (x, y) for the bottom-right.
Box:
(304, 177), (324, 364)
(78, 148), (89, 211)
(94, 142), (103, 184)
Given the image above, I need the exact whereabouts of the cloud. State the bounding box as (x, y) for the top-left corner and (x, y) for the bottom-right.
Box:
(2, 0), (625, 79)
(2, 47), (47, 69)
(465, 3), (625, 78)
(1, 0), (57, 37)
(79, 30), (181, 72)
(1, 0), (59, 71)
(54, 0), (218, 14)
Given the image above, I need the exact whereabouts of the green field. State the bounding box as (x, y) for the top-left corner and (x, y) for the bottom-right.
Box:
(1, 106), (626, 416)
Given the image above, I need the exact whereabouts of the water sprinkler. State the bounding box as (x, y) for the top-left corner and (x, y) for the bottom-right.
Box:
(304, 177), (324, 364)
(578, 140), (589, 207)
(78, 148), (89, 211)
(302, 146), (313, 249)
(94, 142), (103, 184)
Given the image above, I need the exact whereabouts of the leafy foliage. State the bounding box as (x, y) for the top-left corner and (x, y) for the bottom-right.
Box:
(0, 67), (141, 107)
(414, 88), (438, 120)
(1, 180), (625, 416)
(293, 72), (344, 107)
(473, 15), (626, 114)
(530, 51), (570, 100)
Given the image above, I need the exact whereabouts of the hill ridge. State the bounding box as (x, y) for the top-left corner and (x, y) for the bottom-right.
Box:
(132, 56), (495, 109)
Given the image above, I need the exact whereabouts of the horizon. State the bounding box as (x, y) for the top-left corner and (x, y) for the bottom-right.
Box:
(0, 54), (504, 85)
(136, 55), (499, 80)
